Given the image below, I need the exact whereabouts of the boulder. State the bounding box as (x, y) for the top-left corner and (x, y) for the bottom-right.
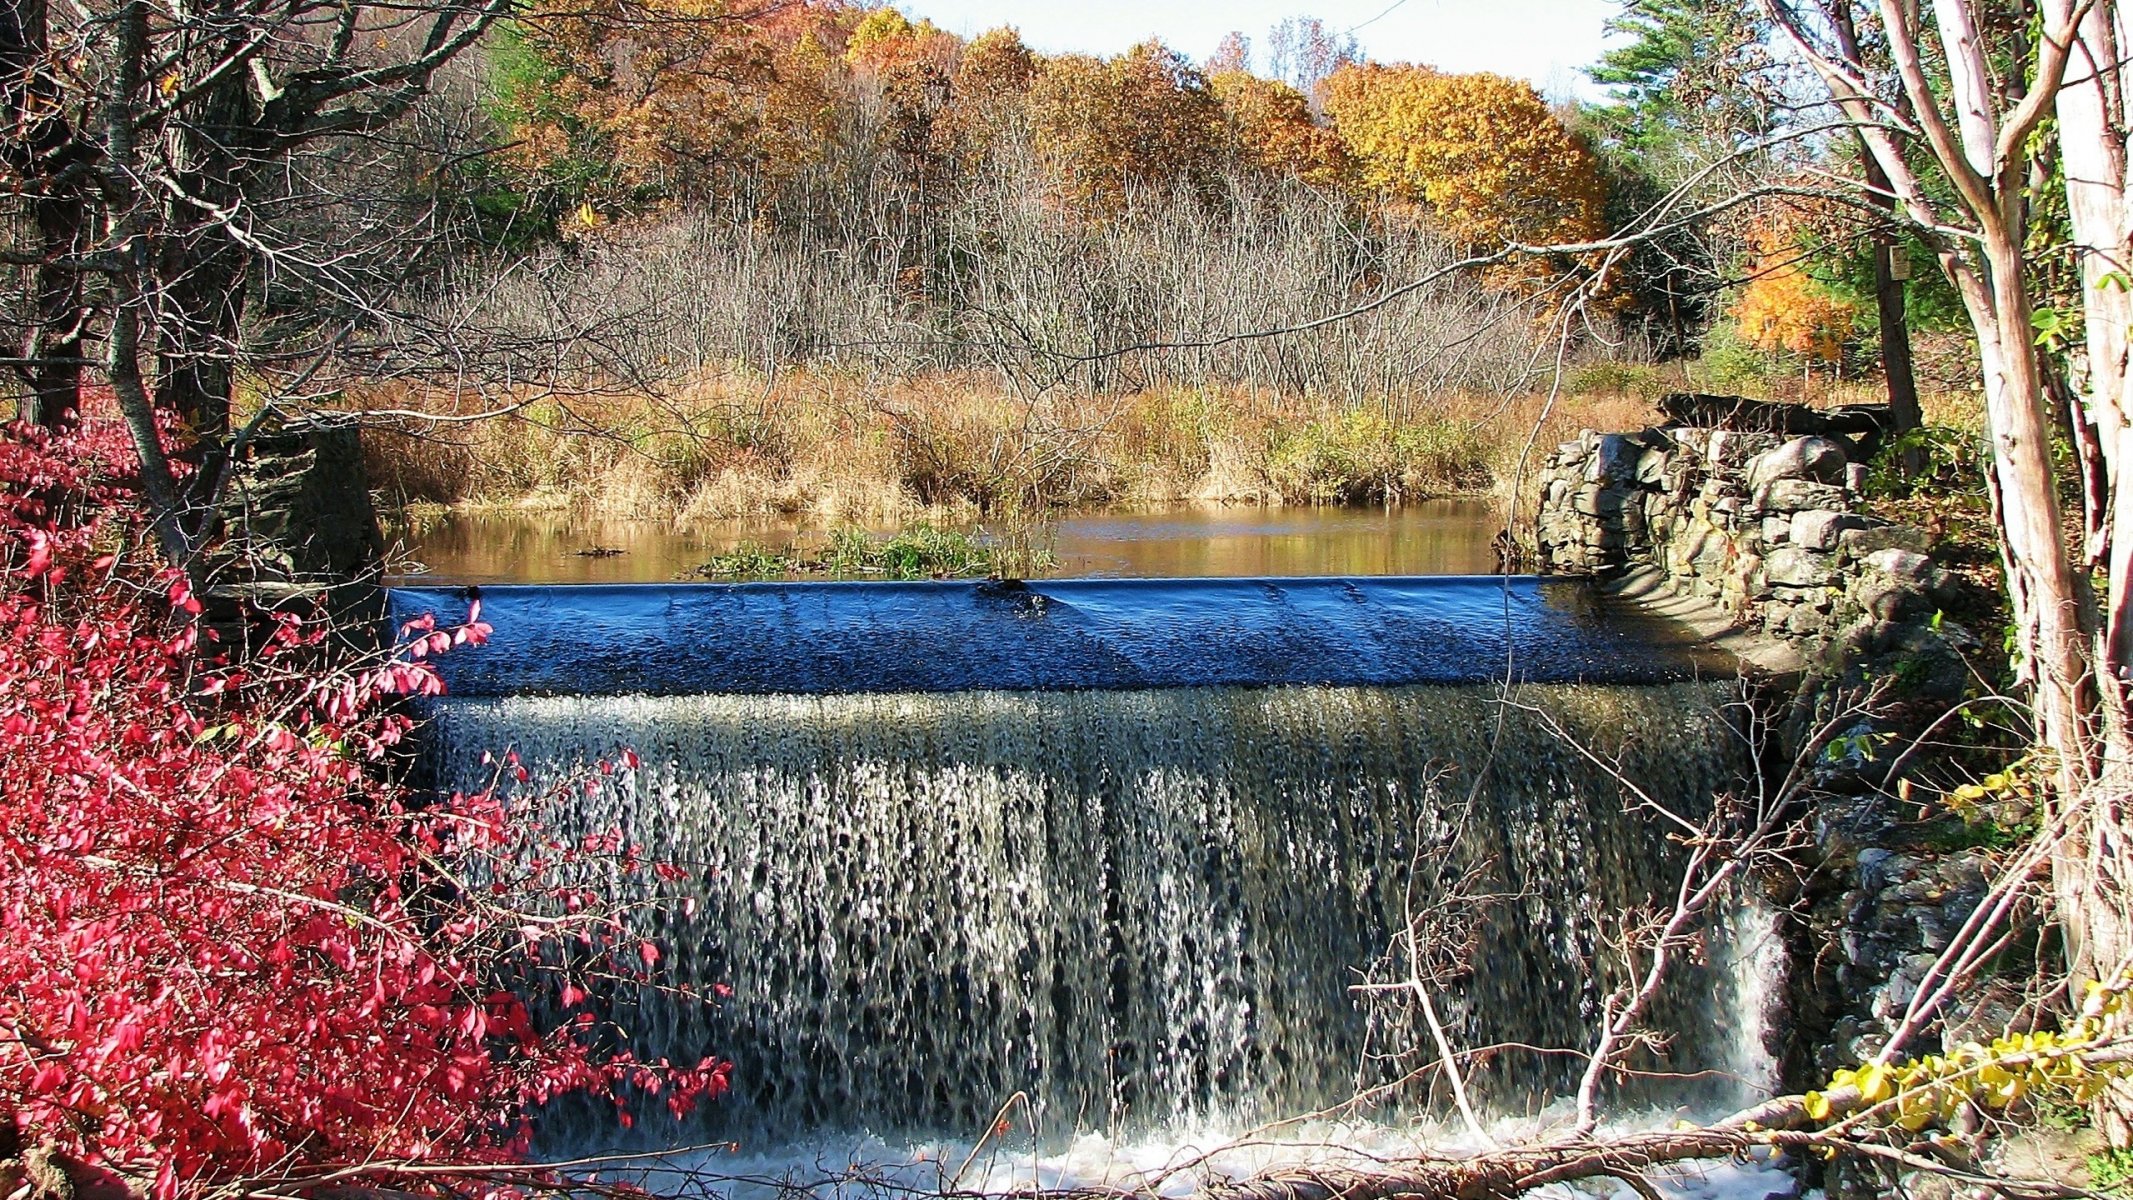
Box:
(1708, 429), (1783, 467)
(1571, 483), (1629, 517)
(1635, 447), (1670, 485)
(1746, 436), (1850, 491)
(1865, 547), (1936, 584)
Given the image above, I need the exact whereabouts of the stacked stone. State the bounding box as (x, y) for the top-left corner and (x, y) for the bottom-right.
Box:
(1535, 425), (1952, 650)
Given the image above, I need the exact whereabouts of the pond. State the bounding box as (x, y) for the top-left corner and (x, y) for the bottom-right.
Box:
(389, 499), (1506, 584)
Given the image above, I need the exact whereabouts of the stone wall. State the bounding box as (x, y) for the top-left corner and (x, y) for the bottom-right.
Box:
(1535, 425), (1955, 662)
(212, 421), (389, 632)
(1534, 416), (2006, 1160)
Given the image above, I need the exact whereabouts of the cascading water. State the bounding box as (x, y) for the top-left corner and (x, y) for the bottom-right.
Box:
(396, 578), (1779, 1169)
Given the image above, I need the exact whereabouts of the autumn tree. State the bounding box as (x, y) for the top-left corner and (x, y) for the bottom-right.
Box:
(1729, 213), (1857, 366)
(0, 0), (583, 559)
(1209, 69), (1348, 187)
(1026, 41), (1225, 208)
(1321, 63), (1607, 250)
(489, 0), (779, 212)
(928, 25), (1037, 170)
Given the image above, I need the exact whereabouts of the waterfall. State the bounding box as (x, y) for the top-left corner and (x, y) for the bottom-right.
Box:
(420, 679), (1770, 1154)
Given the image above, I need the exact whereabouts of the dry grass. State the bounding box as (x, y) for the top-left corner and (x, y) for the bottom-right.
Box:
(354, 366), (1970, 524)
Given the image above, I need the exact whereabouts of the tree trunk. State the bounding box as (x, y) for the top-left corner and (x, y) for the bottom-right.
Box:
(1830, 1), (1922, 443)
(22, 189), (87, 429)
(2050, 0), (2133, 1144)
(2, 0), (86, 429)
(1865, 183), (1920, 440)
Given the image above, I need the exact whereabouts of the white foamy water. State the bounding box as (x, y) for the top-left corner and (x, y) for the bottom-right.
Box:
(423, 681), (1786, 1195)
(562, 1111), (1796, 1200)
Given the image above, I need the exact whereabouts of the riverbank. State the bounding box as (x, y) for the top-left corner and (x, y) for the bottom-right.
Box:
(357, 370), (1688, 523)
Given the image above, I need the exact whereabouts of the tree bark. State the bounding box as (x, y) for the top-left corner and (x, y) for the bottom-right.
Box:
(1, 0), (87, 429)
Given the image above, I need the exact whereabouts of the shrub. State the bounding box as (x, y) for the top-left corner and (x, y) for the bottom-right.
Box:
(0, 423), (725, 1198)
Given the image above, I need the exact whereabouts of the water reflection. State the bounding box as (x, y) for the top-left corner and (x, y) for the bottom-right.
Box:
(390, 501), (1504, 584)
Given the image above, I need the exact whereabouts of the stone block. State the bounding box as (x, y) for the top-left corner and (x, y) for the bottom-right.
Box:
(1571, 483), (1628, 517)
(1753, 479), (1849, 513)
(1666, 427), (1710, 459)
(1745, 435), (1851, 491)
(1584, 433), (1648, 485)
(1761, 516), (1791, 546)
(1791, 509), (1872, 551)
(1838, 524), (1931, 558)
(1636, 448), (1671, 485)
(1710, 429), (1783, 467)
(1865, 547), (1935, 583)
(1786, 606), (1830, 638)
(1766, 545), (1836, 587)
(1691, 531), (1733, 574)
(1772, 583), (1836, 612)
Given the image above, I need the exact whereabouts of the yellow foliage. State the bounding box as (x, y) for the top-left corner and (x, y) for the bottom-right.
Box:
(1209, 70), (1348, 186)
(844, 5), (951, 72)
(955, 27), (1037, 100)
(1320, 63), (1606, 249)
(1800, 977), (2133, 1135)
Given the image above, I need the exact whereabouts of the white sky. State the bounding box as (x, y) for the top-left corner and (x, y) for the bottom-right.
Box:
(898, 0), (1628, 101)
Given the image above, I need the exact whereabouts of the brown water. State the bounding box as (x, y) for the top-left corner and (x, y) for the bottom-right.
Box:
(390, 501), (1504, 583)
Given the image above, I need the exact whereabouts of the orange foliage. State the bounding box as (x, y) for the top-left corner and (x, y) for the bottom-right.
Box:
(496, 0), (888, 204)
(1730, 215), (1856, 362)
(1320, 63), (1605, 249)
(956, 26), (1038, 100)
(1027, 41), (1225, 206)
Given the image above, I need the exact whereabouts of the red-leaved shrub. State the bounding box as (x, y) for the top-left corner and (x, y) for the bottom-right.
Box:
(0, 423), (725, 1198)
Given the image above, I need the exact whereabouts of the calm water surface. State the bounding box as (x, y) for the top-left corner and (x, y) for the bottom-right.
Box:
(391, 501), (1503, 584)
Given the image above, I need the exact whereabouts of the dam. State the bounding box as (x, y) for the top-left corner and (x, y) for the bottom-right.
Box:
(391, 574), (1776, 1163)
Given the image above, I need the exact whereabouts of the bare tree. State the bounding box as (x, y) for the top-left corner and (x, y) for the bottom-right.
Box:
(0, 0), (766, 562)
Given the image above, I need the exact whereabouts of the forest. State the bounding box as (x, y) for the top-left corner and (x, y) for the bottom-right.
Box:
(12, 1), (2133, 1200)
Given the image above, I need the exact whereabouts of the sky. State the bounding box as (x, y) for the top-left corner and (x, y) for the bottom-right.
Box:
(898, 0), (1628, 102)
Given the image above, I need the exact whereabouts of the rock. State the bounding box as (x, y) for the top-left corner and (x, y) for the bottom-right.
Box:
(1846, 462), (1871, 494)
(1865, 547), (1935, 583)
(1762, 516), (1791, 546)
(1745, 435), (1850, 491)
(1571, 483), (1629, 517)
(1664, 427), (1710, 459)
(1791, 509), (1872, 551)
(1753, 478), (1849, 513)
(1857, 847), (1893, 889)
(1771, 582), (1835, 611)
(1766, 545), (1836, 587)
(1635, 447), (1670, 485)
(1839, 524), (1932, 558)
(1708, 429), (1782, 467)
(1785, 605), (1828, 637)
(1584, 433), (1646, 484)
